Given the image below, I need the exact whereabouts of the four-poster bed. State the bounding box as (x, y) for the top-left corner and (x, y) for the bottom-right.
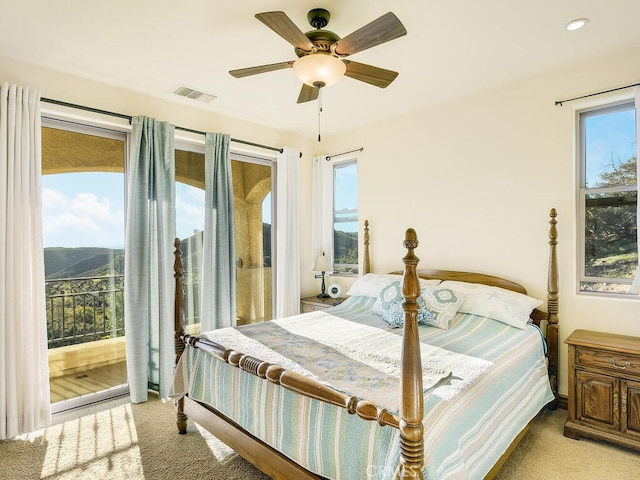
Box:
(172, 209), (559, 480)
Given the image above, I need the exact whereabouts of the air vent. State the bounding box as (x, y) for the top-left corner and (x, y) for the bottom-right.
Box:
(172, 85), (217, 104)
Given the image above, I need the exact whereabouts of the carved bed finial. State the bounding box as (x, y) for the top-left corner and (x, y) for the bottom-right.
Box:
(403, 227), (419, 251)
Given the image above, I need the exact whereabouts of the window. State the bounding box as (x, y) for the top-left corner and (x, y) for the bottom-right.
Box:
(578, 101), (638, 294)
(333, 161), (358, 274)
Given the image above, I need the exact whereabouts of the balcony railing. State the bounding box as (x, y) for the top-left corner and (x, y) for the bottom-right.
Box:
(45, 272), (204, 349)
(46, 275), (125, 349)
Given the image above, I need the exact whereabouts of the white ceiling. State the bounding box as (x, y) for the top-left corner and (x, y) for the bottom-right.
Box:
(2, 1), (640, 139)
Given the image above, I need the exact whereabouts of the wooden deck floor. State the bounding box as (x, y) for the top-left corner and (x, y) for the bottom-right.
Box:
(49, 361), (127, 404)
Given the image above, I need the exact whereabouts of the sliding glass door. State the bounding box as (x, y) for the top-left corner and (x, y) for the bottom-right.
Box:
(42, 120), (128, 411)
(175, 148), (275, 329)
(231, 155), (274, 325)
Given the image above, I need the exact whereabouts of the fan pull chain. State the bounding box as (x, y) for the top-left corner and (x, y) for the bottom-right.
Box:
(317, 87), (323, 142)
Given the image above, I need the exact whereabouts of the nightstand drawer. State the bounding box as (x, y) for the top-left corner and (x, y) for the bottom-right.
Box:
(576, 347), (640, 376)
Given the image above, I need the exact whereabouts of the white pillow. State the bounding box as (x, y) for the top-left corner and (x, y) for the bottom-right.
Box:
(439, 280), (543, 329)
(348, 273), (440, 300)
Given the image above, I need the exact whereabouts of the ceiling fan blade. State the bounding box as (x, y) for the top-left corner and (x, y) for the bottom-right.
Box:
(343, 61), (399, 88)
(334, 12), (407, 56)
(256, 11), (314, 51)
(297, 84), (319, 103)
(229, 61), (294, 78)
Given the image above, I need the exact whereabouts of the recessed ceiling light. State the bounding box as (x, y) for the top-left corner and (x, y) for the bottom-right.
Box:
(565, 18), (589, 31)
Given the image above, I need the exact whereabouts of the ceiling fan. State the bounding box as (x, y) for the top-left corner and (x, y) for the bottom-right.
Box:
(229, 9), (407, 104)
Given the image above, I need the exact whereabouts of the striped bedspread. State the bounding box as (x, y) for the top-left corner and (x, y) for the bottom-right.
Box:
(173, 296), (554, 479)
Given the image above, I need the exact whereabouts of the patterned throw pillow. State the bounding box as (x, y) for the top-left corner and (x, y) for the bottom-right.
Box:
(372, 281), (403, 316)
(419, 286), (466, 329)
(380, 297), (435, 329)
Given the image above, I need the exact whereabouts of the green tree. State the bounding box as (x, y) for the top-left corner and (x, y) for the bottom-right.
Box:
(585, 155), (637, 278)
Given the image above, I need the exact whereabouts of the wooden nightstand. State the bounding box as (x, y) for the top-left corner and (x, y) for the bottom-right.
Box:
(564, 329), (640, 451)
(300, 296), (346, 313)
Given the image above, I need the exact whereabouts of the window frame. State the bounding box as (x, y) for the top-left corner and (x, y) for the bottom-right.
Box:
(576, 99), (638, 297)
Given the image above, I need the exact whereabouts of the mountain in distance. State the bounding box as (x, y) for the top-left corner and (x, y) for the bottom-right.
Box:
(44, 247), (124, 280)
(42, 225), (295, 280)
(44, 230), (203, 280)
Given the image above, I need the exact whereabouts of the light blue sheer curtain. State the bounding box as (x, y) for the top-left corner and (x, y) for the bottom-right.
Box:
(0, 83), (50, 439)
(200, 133), (236, 331)
(275, 147), (301, 318)
(125, 116), (176, 402)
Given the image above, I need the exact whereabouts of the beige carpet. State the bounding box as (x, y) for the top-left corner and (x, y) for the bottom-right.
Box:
(0, 395), (270, 480)
(495, 407), (639, 479)
(1, 397), (638, 479)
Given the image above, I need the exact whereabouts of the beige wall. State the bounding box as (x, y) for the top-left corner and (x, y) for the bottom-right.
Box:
(4, 46), (640, 397)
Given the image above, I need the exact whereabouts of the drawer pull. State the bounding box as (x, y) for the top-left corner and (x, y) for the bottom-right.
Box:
(614, 392), (618, 411)
(609, 358), (631, 369)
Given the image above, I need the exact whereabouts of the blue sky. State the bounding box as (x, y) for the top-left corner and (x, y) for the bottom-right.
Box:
(42, 173), (125, 248)
(42, 173), (205, 248)
(585, 107), (636, 187)
(334, 162), (358, 233)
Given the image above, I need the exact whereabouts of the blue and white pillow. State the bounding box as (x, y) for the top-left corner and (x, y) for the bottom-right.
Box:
(420, 286), (466, 329)
(380, 297), (435, 329)
(372, 281), (403, 316)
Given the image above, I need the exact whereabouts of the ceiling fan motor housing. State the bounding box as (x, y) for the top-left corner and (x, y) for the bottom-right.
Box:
(307, 8), (330, 29)
(296, 29), (341, 57)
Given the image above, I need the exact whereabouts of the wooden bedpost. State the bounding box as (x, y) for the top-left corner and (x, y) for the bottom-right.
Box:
(363, 220), (371, 274)
(174, 238), (188, 434)
(546, 209), (559, 405)
(399, 228), (424, 480)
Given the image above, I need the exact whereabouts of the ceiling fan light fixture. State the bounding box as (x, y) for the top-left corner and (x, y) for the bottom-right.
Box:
(293, 54), (346, 88)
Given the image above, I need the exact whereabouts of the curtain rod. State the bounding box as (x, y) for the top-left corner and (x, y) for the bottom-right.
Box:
(40, 97), (284, 153)
(325, 147), (363, 161)
(555, 82), (640, 106)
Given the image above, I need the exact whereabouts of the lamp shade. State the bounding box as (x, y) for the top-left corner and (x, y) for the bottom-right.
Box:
(293, 54), (346, 88)
(313, 254), (330, 272)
